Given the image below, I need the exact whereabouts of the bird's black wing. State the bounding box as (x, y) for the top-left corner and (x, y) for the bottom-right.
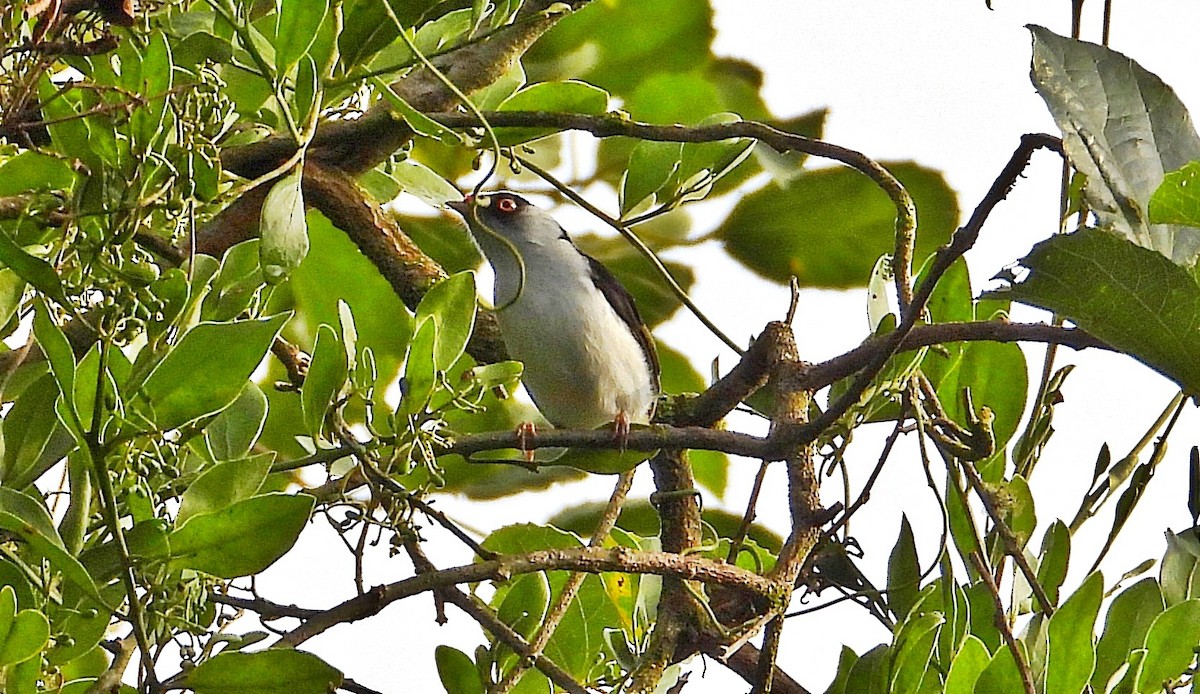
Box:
(583, 254), (661, 391)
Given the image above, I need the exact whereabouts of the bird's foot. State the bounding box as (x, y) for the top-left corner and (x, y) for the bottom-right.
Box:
(515, 422), (537, 463)
(613, 411), (631, 452)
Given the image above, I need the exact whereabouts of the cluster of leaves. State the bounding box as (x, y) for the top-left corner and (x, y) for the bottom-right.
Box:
(814, 25), (1200, 694)
(0, 0), (1199, 693)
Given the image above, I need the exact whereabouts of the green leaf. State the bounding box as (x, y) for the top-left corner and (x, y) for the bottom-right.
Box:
(2, 238), (66, 306)
(843, 644), (890, 694)
(715, 162), (958, 287)
(0, 488), (100, 604)
(993, 227), (1200, 393)
(435, 646), (484, 694)
(1149, 161), (1200, 227)
(177, 454), (274, 524)
(620, 140), (683, 217)
(183, 649), (342, 693)
(397, 213), (483, 274)
(393, 159), (462, 207)
(373, 77), (463, 144)
(689, 448), (729, 499)
(889, 612), (943, 694)
(946, 474), (981, 564)
(526, 0), (713, 95)
(415, 271), (477, 372)
(483, 522), (582, 556)
(129, 31), (174, 150)
(545, 445), (656, 475)
(260, 168), (309, 284)
(920, 261), (1028, 451)
(398, 316), (437, 416)
(170, 493), (314, 578)
(136, 314), (290, 430)
(674, 112), (756, 200)
(1160, 529), (1200, 605)
(293, 54), (319, 123)
(887, 515), (921, 621)
(1001, 475), (1037, 550)
(1135, 599), (1200, 693)
(1034, 521), (1071, 611)
(1030, 26), (1200, 264)
(0, 587), (49, 667)
(495, 80), (610, 144)
(1045, 571), (1103, 694)
(32, 299), (77, 421)
(497, 572), (551, 641)
(77, 520), (170, 586)
(203, 240), (266, 322)
(71, 343), (108, 435)
(756, 109), (828, 183)
(822, 645), (859, 694)
(301, 325), (348, 439)
(975, 640), (1026, 694)
(480, 526), (624, 682)
(0, 267), (25, 330)
(1, 373), (68, 489)
(38, 77), (97, 173)
(1093, 578), (1165, 690)
(205, 383), (269, 461)
(275, 0), (328, 72)
(944, 635), (990, 694)
(0, 152), (75, 196)
(337, 0), (406, 70)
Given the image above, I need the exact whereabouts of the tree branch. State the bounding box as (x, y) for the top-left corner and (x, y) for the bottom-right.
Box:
(276, 546), (777, 647)
(492, 470), (636, 693)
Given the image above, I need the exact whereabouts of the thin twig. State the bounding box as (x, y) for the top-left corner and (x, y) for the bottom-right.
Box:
(492, 469), (637, 693)
(727, 461), (771, 564)
(824, 409), (908, 539)
(403, 538), (590, 694)
(969, 553), (1037, 694)
(958, 459), (1056, 616)
(516, 155), (745, 355)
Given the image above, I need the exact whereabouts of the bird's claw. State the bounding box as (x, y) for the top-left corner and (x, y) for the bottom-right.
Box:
(515, 422), (537, 463)
(613, 410), (631, 452)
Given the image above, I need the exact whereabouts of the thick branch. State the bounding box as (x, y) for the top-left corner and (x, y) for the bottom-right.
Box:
(221, 4), (588, 179)
(669, 321), (792, 428)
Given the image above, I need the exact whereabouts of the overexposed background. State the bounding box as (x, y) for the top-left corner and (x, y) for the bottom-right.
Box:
(261, 2), (1200, 691)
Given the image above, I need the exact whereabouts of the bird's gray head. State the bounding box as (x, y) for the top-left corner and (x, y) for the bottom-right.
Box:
(447, 192), (567, 250)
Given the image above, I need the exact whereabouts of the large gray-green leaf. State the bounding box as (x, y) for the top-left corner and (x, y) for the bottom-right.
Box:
(1030, 25), (1200, 264)
(993, 227), (1200, 393)
(182, 649), (342, 693)
(715, 162), (958, 287)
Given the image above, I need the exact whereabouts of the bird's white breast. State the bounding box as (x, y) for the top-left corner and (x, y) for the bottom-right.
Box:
(495, 242), (656, 430)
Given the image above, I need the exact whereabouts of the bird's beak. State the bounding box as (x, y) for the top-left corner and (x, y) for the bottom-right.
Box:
(446, 196), (472, 216)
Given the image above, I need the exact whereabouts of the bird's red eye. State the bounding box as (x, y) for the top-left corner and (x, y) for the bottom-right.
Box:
(496, 197), (518, 213)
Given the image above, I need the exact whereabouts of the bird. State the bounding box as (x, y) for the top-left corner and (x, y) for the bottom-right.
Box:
(447, 191), (659, 451)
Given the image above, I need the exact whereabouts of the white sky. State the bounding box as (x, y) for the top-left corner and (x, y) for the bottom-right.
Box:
(258, 2), (1200, 692)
